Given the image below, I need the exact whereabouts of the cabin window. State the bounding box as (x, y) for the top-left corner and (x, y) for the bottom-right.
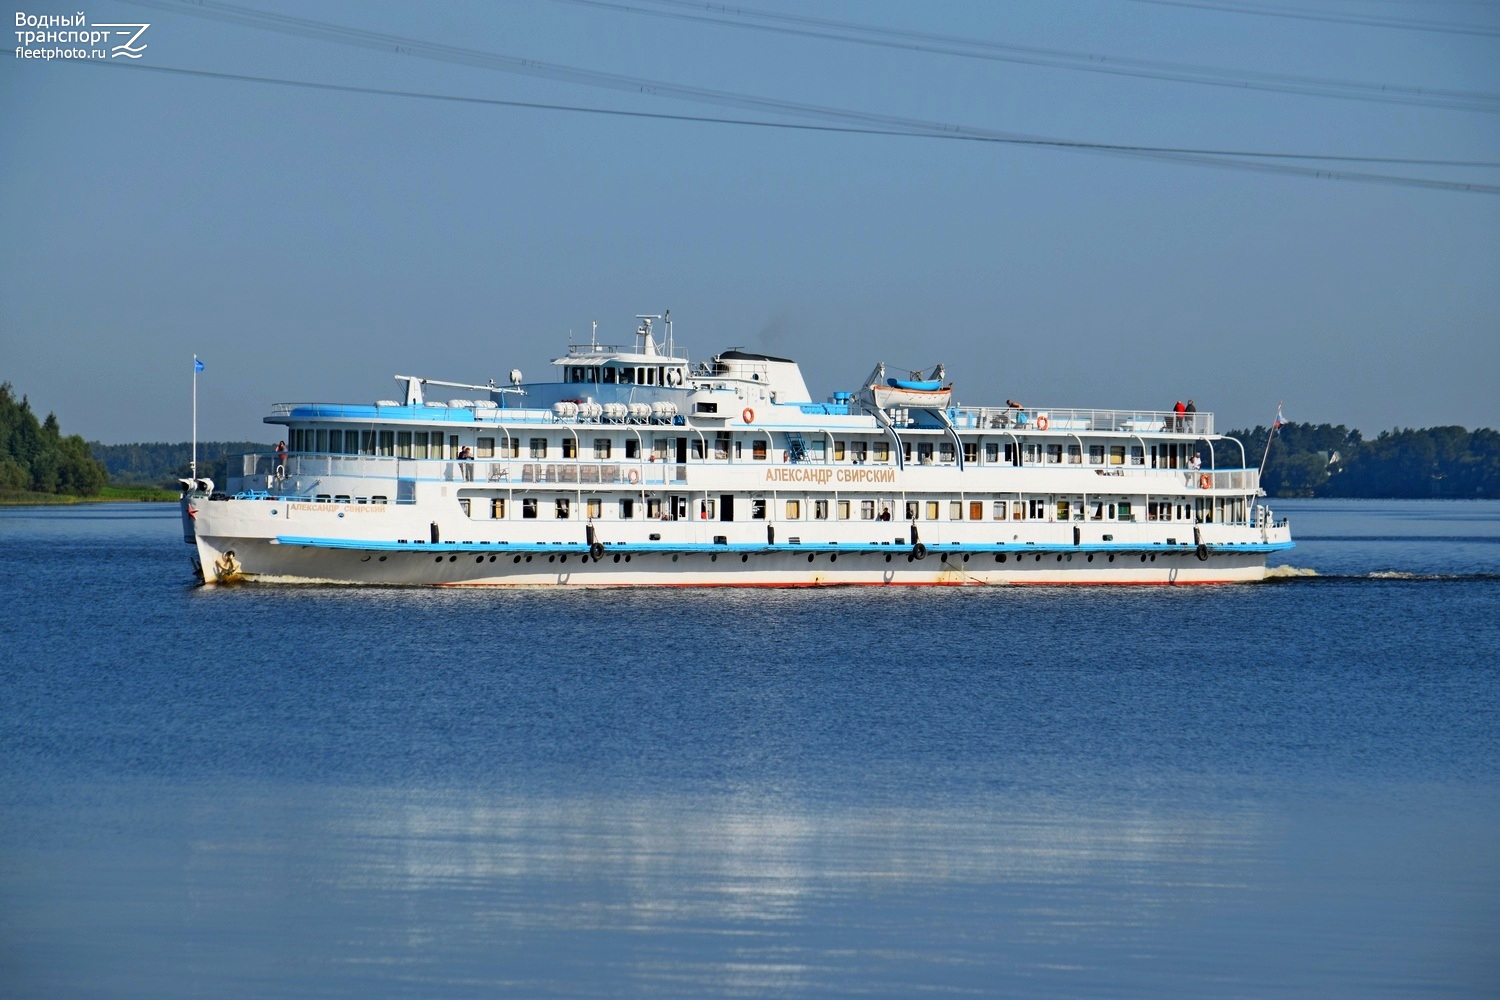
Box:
(1029, 499), (1047, 519)
(970, 501), (984, 521)
(555, 498), (570, 519)
(360, 431), (375, 456)
(458, 498), (470, 517)
(903, 441), (913, 462)
(378, 431), (395, 456)
(950, 501), (963, 520)
(395, 431), (410, 458)
(992, 500), (1007, 520)
(906, 501), (919, 520)
(1091, 502), (1104, 520)
(810, 440), (826, 461)
(620, 498), (634, 519)
(734, 441), (743, 459)
(833, 441), (846, 461)
(1130, 446), (1144, 466)
(963, 442), (978, 464)
(939, 442), (955, 463)
(1068, 444), (1082, 464)
(917, 443), (934, 464)
(328, 430), (343, 454)
(1046, 444), (1063, 464)
(1056, 501), (1070, 521)
(1110, 446), (1126, 466)
(653, 439), (668, 462)
(1004, 443), (1017, 464)
(587, 498), (601, 519)
(592, 438), (610, 459)
(926, 501), (940, 520)
(751, 499), (766, 520)
(316, 429), (329, 453)
(873, 442), (889, 462)
(714, 433), (731, 460)
(786, 500), (801, 519)
(625, 440), (639, 459)
(700, 499), (715, 520)
(413, 432), (428, 460)
(529, 438), (547, 459)
(474, 437), (495, 459)
(753, 441), (767, 461)
(562, 439), (577, 459)
(814, 499), (829, 520)
(491, 498), (506, 519)
(851, 441), (868, 463)
(861, 500), (875, 520)
(1024, 444), (1041, 464)
(985, 442), (1000, 463)
(1089, 445), (1105, 465)
(522, 498), (538, 519)
(647, 497), (662, 519)
(1118, 502), (1133, 521)
(692, 439), (706, 460)
(837, 500), (851, 520)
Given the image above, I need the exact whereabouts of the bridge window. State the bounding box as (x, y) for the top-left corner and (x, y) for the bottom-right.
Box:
(378, 431), (394, 456)
(395, 431), (410, 458)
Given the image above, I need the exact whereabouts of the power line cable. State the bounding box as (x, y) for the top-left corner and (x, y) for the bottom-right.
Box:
(84, 61), (1500, 194)
(553, 0), (1500, 113)
(1126, 0), (1500, 36)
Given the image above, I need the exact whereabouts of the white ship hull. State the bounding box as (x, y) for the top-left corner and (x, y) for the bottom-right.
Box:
(182, 315), (1292, 588)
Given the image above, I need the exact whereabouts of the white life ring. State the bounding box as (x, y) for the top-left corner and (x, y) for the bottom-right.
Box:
(628, 469), (640, 485)
(1035, 415), (1049, 431)
(742, 407), (754, 424)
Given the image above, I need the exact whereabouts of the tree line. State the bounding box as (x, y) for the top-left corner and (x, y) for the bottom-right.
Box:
(89, 440), (270, 490)
(0, 382), (108, 495)
(1225, 422), (1500, 498)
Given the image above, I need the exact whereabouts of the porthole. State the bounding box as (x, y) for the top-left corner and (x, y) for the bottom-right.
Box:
(1140, 555), (1148, 562)
(560, 554), (567, 564)
(488, 555), (496, 562)
(378, 556), (387, 562)
(448, 555), (457, 562)
(1035, 554), (1041, 562)
(434, 556), (443, 563)
(672, 554), (678, 562)
(885, 554), (892, 562)
(1150, 554), (1156, 562)
(525, 555), (532, 563)
(830, 554), (837, 562)
(808, 554), (815, 563)
(1087, 554), (1094, 562)
(741, 554), (748, 562)
(476, 556), (484, 564)
(625, 555), (631, 562)
(548, 555), (555, 563)
(613, 554), (621, 563)
(962, 554), (969, 563)
(1108, 554), (1115, 563)
(1056, 554), (1063, 562)
(711, 554), (717, 562)
(514, 555), (522, 563)
(998, 553), (1007, 563)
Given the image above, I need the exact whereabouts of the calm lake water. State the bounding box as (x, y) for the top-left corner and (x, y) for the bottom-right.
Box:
(2, 499), (1498, 997)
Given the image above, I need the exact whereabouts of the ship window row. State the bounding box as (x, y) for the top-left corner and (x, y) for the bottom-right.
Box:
(287, 428), (1195, 469)
(467, 495), (1219, 523)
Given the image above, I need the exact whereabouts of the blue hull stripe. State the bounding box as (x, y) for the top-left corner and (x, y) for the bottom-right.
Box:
(273, 536), (1295, 556)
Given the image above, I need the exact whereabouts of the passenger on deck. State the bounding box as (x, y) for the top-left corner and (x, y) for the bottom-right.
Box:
(879, 506), (891, 521)
(458, 445), (474, 481)
(1173, 400), (1186, 431)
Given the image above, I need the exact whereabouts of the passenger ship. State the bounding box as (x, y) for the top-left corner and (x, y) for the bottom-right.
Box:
(181, 314), (1292, 586)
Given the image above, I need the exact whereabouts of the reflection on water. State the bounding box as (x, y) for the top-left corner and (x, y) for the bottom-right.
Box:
(6, 781), (1497, 998)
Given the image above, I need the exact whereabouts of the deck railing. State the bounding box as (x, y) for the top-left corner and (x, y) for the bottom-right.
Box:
(948, 406), (1212, 436)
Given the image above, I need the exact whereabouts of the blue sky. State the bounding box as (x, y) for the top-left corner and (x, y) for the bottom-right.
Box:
(3, 0), (1497, 443)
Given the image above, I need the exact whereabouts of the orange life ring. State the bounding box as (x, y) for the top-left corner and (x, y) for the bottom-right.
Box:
(628, 469), (640, 485)
(742, 407), (754, 424)
(1035, 415), (1049, 430)
(1199, 473), (1212, 490)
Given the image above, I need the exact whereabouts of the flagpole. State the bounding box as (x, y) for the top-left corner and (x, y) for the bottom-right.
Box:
(1258, 400), (1282, 480)
(192, 354), (198, 479)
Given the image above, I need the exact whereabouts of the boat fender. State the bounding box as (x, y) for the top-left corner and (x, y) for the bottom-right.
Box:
(742, 407), (754, 424)
(1199, 473), (1212, 490)
(912, 541), (927, 560)
(589, 541), (605, 561)
(1036, 415), (1049, 430)
(627, 469), (640, 485)
(1196, 543), (1209, 561)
